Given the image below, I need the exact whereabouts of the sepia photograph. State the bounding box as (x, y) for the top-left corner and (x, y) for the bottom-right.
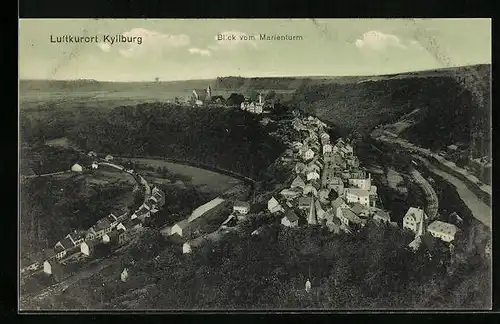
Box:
(19, 18), (491, 311)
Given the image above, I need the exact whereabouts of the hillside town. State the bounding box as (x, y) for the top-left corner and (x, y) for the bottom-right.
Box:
(21, 111), (464, 287)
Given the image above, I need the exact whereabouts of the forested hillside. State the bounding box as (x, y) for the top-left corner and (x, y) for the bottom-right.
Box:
(290, 64), (491, 158)
(20, 104), (285, 179)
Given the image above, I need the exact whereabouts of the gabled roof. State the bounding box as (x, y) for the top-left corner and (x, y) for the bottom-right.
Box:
(136, 206), (149, 216)
(428, 220), (458, 236)
(331, 197), (346, 210)
(345, 188), (370, 197)
(291, 175), (306, 188)
(404, 207), (427, 223)
(341, 208), (362, 224)
(174, 219), (190, 229)
(94, 218), (112, 231)
(234, 200), (251, 209)
(374, 209), (390, 220)
(284, 210), (299, 222)
(298, 196), (313, 206)
(350, 203), (368, 215)
(43, 248), (56, 260)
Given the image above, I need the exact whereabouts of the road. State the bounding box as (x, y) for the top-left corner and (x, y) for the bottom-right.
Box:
(409, 168), (439, 220)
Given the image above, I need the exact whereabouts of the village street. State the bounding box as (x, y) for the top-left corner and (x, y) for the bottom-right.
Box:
(409, 168), (439, 220)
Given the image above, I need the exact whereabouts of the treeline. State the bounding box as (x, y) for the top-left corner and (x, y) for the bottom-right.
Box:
(60, 103), (285, 179)
(291, 66), (491, 160)
(20, 177), (133, 259)
(215, 76), (321, 90)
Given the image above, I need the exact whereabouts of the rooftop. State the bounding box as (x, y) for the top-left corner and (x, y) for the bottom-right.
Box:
(234, 201), (251, 209)
(345, 188), (370, 197)
(428, 220), (458, 236)
(284, 210), (299, 222)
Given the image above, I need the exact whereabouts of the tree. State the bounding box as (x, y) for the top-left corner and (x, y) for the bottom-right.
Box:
(226, 93), (245, 106)
(155, 77), (160, 83)
(265, 90), (276, 101)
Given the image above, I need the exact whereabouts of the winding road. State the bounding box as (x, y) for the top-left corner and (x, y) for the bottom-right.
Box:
(409, 167), (439, 220)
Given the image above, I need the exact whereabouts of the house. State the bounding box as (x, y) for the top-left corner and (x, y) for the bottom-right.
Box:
(71, 163), (83, 172)
(315, 200), (327, 222)
(306, 170), (320, 181)
(320, 132), (330, 143)
(318, 188), (331, 204)
(346, 156), (360, 168)
(151, 187), (166, 206)
(88, 217), (113, 239)
(295, 162), (307, 174)
(344, 188), (371, 207)
(350, 202), (370, 218)
(303, 149), (315, 160)
(268, 197), (285, 214)
(338, 208), (363, 227)
(447, 144), (459, 152)
(298, 196), (313, 210)
(233, 201), (251, 214)
(182, 236), (207, 254)
(348, 173), (372, 190)
(448, 212), (463, 226)
(106, 214), (120, 228)
(134, 206), (151, 220)
(109, 228), (129, 245)
(306, 162), (321, 174)
(143, 199), (155, 211)
(91, 162), (99, 169)
(322, 144), (332, 155)
(87, 151), (97, 157)
(331, 196), (349, 211)
(117, 218), (143, 234)
(291, 141), (303, 150)
(171, 219), (191, 237)
(373, 209), (391, 224)
(303, 183), (319, 197)
(403, 207), (428, 234)
(65, 230), (86, 246)
(427, 221), (458, 243)
(290, 175), (306, 189)
(105, 154), (114, 161)
(182, 242), (192, 254)
(280, 188), (302, 200)
(326, 216), (341, 234)
(188, 197), (225, 222)
(281, 210), (299, 227)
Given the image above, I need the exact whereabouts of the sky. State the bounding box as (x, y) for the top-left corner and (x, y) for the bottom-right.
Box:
(19, 19), (491, 82)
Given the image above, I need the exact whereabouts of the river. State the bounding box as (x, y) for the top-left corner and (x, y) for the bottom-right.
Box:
(415, 156), (491, 229)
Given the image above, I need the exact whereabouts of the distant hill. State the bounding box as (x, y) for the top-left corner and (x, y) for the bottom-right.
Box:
(288, 64), (491, 157)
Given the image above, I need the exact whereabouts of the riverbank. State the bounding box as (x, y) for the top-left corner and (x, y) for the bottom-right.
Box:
(414, 156), (491, 229)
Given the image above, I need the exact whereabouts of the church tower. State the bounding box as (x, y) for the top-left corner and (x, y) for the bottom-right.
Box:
(206, 85), (212, 99)
(308, 197), (317, 225)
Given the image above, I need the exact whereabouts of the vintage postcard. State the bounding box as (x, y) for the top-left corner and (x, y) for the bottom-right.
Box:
(19, 19), (492, 311)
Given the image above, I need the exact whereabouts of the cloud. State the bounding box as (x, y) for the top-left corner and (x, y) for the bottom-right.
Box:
(208, 30), (258, 51)
(355, 30), (407, 51)
(97, 42), (111, 52)
(188, 47), (211, 56)
(97, 28), (190, 58)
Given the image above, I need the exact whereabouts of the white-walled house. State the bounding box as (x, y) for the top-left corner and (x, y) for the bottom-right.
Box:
(303, 149), (315, 160)
(268, 197), (284, 214)
(348, 173), (372, 190)
(344, 188), (371, 207)
(281, 211), (299, 227)
(171, 219), (191, 237)
(403, 207), (428, 234)
(233, 201), (251, 214)
(322, 144), (332, 155)
(306, 171), (321, 181)
(427, 220), (458, 243)
(71, 163), (83, 172)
